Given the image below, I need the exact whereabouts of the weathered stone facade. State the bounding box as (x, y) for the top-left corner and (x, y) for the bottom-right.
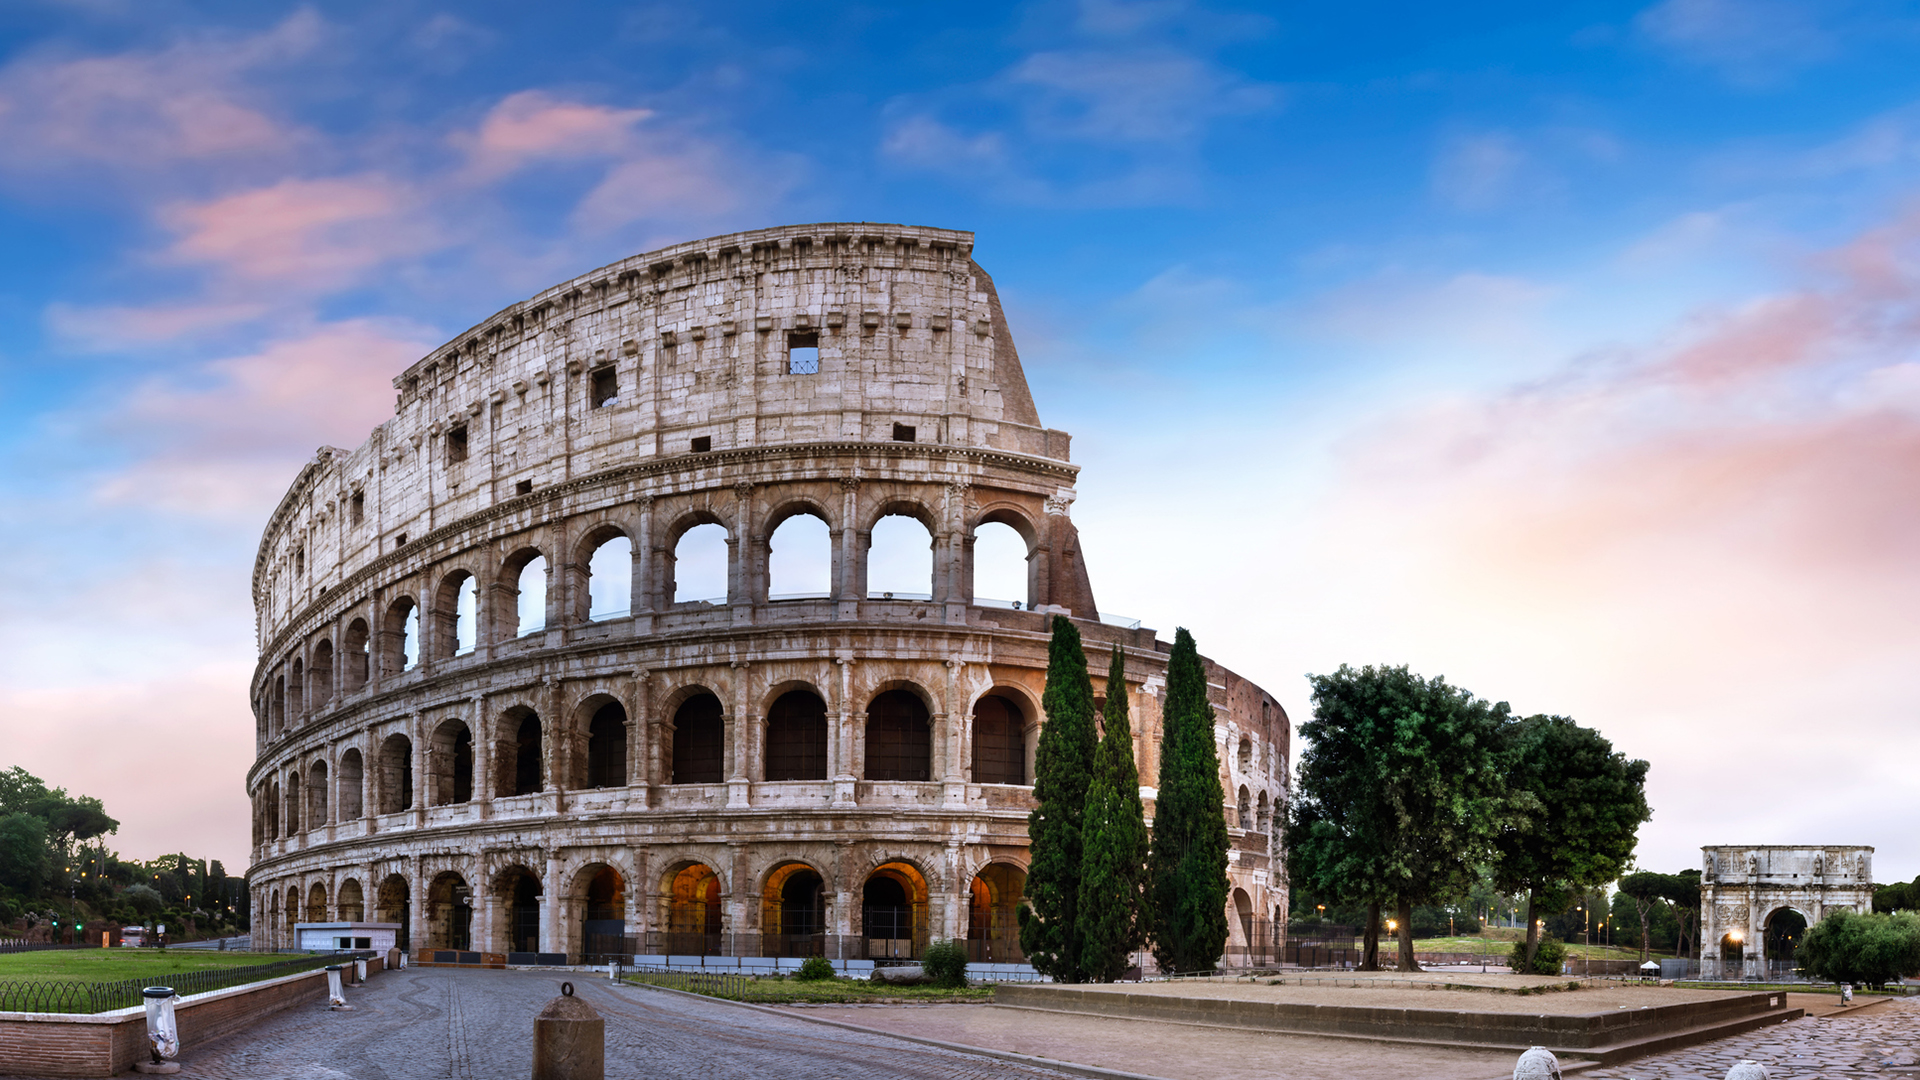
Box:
(1700, 844), (1874, 976)
(244, 223), (1288, 965)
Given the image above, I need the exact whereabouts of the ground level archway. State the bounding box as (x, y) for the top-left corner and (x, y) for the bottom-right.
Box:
(862, 861), (928, 959)
(425, 871), (471, 952)
(967, 863), (1026, 962)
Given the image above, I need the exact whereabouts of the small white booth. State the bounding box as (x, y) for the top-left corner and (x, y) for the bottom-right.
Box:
(293, 922), (401, 952)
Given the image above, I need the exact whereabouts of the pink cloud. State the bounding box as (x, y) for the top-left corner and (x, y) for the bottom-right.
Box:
(89, 319), (435, 518)
(45, 300), (271, 349)
(159, 175), (438, 287)
(0, 11), (319, 180)
(454, 90), (654, 179)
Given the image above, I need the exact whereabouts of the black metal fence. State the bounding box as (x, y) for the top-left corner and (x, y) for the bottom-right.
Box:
(0, 952), (359, 1014)
(585, 931), (988, 963)
(624, 967), (757, 999)
(0, 941), (96, 956)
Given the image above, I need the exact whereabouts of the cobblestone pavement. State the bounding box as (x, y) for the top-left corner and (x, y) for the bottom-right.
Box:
(15, 968), (1098, 1080)
(1582, 998), (1920, 1079)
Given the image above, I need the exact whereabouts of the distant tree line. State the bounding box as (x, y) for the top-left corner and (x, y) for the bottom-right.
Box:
(0, 765), (248, 941)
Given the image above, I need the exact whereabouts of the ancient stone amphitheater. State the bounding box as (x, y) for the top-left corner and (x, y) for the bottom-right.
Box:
(245, 223), (1288, 967)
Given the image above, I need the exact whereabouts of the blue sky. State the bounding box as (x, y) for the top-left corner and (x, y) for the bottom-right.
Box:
(1, 0), (1917, 883)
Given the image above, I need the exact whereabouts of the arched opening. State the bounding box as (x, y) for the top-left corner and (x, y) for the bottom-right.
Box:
(865, 689), (931, 782)
(764, 689), (827, 781)
(582, 866), (626, 957)
(266, 780), (280, 839)
(586, 534), (633, 621)
(666, 864), (722, 953)
(384, 598), (419, 674)
(1764, 908), (1808, 970)
(338, 878), (365, 922)
(968, 864), (1027, 962)
(761, 863), (826, 956)
(306, 882), (328, 922)
(971, 693), (1027, 785)
(426, 872), (472, 952)
(1237, 785), (1252, 830)
(284, 887), (299, 939)
(1238, 737), (1253, 773)
(377, 734), (413, 814)
(1232, 888), (1255, 951)
(453, 574), (478, 655)
(337, 749), (364, 820)
(868, 512), (933, 599)
(513, 553), (548, 636)
(971, 519), (1030, 607)
(289, 658), (305, 722)
(376, 874), (410, 951)
(307, 761), (328, 828)
(768, 512), (830, 599)
(672, 522), (729, 604)
(1257, 790), (1271, 834)
(343, 619), (370, 691)
(430, 719), (473, 805)
(497, 709), (543, 797)
(1720, 931), (1745, 965)
(270, 675), (285, 735)
(311, 640), (334, 705)
(585, 702), (628, 789)
(671, 693), (725, 784)
(863, 862), (928, 959)
(494, 867), (543, 955)
(285, 773), (302, 835)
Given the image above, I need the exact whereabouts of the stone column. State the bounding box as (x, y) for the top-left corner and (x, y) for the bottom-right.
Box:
(728, 661), (751, 807)
(407, 855), (426, 955)
(411, 711), (428, 827)
(629, 670), (651, 798)
(542, 852), (562, 957)
(834, 479), (860, 620)
(634, 496), (655, 632)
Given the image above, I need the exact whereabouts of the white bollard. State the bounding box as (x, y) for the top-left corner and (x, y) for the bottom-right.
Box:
(134, 986), (181, 1074)
(355, 958), (368, 982)
(326, 965), (352, 1009)
(1514, 1046), (1562, 1080)
(1726, 1062), (1769, 1080)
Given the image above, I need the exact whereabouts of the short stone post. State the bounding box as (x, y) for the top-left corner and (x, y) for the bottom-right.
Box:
(133, 986), (180, 1075)
(356, 957), (369, 982)
(1726, 1062), (1769, 1080)
(533, 982), (604, 1080)
(1513, 1046), (1561, 1080)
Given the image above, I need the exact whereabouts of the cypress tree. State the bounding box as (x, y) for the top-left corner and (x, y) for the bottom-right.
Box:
(1077, 644), (1150, 982)
(1018, 615), (1098, 982)
(1146, 627), (1229, 974)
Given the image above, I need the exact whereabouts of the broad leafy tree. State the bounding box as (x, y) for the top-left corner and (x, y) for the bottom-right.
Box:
(1288, 664), (1518, 972)
(1491, 715), (1651, 969)
(1078, 645), (1150, 982)
(1019, 616), (1099, 981)
(1661, 869), (1702, 959)
(1146, 628), (1229, 974)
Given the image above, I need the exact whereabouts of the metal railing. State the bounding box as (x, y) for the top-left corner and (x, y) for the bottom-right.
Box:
(0, 952), (362, 1014)
(625, 967), (756, 999)
(0, 941), (96, 955)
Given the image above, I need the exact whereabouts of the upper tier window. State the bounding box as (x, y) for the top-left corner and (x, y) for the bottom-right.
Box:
(591, 366), (618, 408)
(787, 331), (819, 375)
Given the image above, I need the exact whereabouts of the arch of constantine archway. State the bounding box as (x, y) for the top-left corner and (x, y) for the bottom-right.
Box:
(1700, 845), (1873, 978)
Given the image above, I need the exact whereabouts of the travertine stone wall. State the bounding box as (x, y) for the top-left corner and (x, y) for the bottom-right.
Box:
(244, 224), (1288, 966)
(1700, 844), (1873, 976)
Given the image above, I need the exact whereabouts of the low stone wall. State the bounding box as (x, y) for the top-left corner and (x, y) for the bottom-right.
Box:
(993, 983), (1797, 1061)
(0, 955), (382, 1078)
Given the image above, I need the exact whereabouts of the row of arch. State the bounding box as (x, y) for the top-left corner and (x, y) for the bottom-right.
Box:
(260, 511), (1037, 742)
(255, 684), (1035, 844)
(263, 855), (1030, 962)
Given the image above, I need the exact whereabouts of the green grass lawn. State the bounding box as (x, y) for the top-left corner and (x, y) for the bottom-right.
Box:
(624, 971), (992, 1004)
(1412, 935), (1665, 962)
(0, 949), (296, 982)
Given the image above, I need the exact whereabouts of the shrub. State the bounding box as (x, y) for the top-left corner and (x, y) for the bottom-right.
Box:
(1507, 936), (1566, 975)
(796, 956), (835, 982)
(921, 938), (969, 988)
(1799, 910), (1920, 986)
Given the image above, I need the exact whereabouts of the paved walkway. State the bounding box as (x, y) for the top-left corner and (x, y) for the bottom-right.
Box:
(4, 968), (1092, 1080)
(1581, 996), (1920, 1079)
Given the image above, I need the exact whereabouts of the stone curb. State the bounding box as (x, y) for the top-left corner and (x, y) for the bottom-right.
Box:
(617, 980), (1174, 1080)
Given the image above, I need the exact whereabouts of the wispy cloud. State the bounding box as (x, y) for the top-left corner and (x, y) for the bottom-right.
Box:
(1635, 0), (1842, 84)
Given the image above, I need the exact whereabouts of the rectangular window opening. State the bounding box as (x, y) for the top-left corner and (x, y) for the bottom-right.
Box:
(787, 330), (819, 375)
(690, 436), (712, 453)
(447, 424), (468, 463)
(395, 532), (407, 548)
(892, 423), (916, 443)
(591, 366), (619, 408)
(350, 492), (364, 526)
(515, 479), (534, 496)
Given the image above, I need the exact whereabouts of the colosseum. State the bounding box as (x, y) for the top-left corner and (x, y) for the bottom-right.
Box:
(244, 223), (1289, 970)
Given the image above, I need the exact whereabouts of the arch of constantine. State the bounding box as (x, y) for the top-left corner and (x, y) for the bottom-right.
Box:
(1700, 844), (1874, 978)
(244, 223), (1288, 967)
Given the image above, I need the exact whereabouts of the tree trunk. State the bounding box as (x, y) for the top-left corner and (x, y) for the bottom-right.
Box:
(1396, 898), (1420, 972)
(1636, 900), (1653, 963)
(1523, 888), (1541, 969)
(1360, 902), (1380, 971)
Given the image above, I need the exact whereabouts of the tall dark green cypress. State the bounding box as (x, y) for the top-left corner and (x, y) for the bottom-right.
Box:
(1146, 627), (1230, 974)
(1018, 615), (1098, 982)
(1077, 645), (1150, 982)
